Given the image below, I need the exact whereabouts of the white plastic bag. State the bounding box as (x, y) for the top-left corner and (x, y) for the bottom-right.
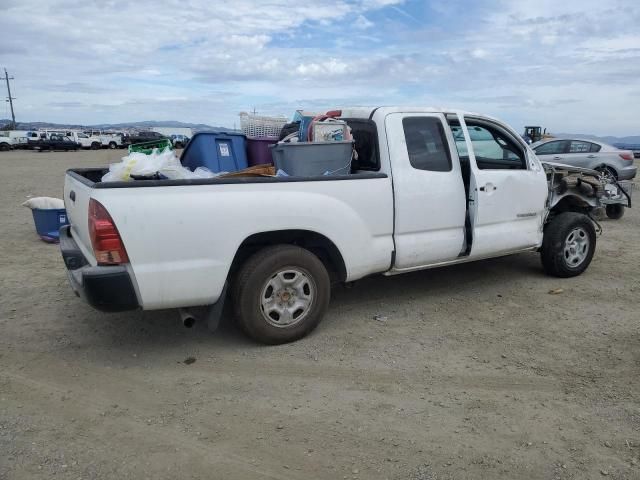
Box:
(158, 165), (219, 180)
(101, 148), (182, 182)
(22, 197), (64, 209)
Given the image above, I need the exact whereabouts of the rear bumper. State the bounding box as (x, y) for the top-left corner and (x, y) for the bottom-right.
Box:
(59, 225), (139, 312)
(618, 165), (637, 181)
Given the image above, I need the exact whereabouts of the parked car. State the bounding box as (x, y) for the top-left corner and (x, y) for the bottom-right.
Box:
(28, 134), (81, 151)
(101, 133), (127, 149)
(83, 131), (127, 149)
(127, 131), (168, 144)
(531, 138), (636, 181)
(170, 134), (190, 148)
(60, 107), (630, 344)
(67, 132), (102, 150)
(0, 131), (28, 151)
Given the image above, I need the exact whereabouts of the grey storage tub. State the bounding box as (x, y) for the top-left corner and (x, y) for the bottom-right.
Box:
(270, 141), (353, 176)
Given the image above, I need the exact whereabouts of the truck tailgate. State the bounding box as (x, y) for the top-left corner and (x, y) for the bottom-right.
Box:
(63, 172), (96, 264)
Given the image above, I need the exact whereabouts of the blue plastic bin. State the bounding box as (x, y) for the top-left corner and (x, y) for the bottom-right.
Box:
(180, 132), (248, 173)
(31, 208), (69, 242)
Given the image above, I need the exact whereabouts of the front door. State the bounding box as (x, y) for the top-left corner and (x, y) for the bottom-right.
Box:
(386, 112), (468, 269)
(456, 115), (549, 258)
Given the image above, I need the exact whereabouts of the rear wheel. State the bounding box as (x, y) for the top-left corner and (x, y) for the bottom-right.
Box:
(541, 212), (596, 277)
(90, 142), (101, 150)
(108, 141), (117, 149)
(232, 245), (330, 344)
(596, 166), (618, 180)
(605, 204), (625, 220)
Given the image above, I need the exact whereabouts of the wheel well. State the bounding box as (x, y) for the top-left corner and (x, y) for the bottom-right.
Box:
(594, 164), (618, 176)
(230, 230), (347, 283)
(550, 195), (591, 216)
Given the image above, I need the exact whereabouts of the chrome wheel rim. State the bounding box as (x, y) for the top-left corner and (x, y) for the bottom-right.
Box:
(564, 227), (589, 267)
(260, 268), (315, 328)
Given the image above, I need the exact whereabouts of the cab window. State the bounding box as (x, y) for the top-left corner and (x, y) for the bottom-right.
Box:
(463, 123), (526, 170)
(402, 117), (452, 172)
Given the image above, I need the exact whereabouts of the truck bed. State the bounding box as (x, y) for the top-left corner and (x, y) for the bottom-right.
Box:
(63, 166), (395, 310)
(67, 167), (387, 188)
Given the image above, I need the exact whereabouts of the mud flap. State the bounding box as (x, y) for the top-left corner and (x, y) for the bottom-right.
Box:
(205, 282), (228, 333)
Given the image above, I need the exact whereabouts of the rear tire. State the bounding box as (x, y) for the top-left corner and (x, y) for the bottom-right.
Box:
(605, 204), (625, 220)
(541, 212), (596, 278)
(232, 245), (330, 344)
(108, 142), (117, 149)
(596, 166), (618, 180)
(90, 142), (100, 150)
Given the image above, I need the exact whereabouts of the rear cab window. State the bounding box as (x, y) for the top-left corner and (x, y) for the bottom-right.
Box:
(342, 118), (380, 171)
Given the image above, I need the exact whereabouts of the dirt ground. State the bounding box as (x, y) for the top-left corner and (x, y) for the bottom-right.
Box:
(0, 149), (638, 480)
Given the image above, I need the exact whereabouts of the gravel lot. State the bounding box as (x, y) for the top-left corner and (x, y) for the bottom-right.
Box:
(0, 149), (638, 480)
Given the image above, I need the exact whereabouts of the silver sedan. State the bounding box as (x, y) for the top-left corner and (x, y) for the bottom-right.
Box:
(531, 138), (637, 180)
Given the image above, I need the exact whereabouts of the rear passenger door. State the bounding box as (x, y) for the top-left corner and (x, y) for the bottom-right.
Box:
(562, 140), (600, 169)
(385, 112), (467, 269)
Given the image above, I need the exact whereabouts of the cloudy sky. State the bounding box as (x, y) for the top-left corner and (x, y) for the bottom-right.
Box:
(1, 0), (639, 134)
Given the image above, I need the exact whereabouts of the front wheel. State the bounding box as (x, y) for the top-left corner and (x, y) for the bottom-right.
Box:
(232, 245), (330, 344)
(541, 212), (596, 278)
(605, 204), (625, 220)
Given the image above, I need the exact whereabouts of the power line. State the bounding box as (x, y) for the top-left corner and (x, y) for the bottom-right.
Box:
(4, 68), (16, 129)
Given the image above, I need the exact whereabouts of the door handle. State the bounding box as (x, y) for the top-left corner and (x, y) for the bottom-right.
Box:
(479, 184), (497, 192)
(69, 190), (76, 202)
(587, 154), (596, 158)
(553, 156), (562, 160)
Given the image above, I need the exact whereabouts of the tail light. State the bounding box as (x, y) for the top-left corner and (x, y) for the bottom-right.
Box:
(619, 151), (634, 161)
(89, 199), (129, 265)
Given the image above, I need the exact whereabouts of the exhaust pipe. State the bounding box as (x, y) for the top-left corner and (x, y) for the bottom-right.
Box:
(179, 308), (196, 328)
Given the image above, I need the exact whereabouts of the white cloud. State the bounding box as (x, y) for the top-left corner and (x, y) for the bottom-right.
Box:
(470, 48), (488, 59)
(354, 14), (374, 29)
(221, 34), (271, 49)
(296, 59), (350, 76)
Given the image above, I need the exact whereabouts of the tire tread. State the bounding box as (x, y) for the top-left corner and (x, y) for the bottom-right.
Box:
(541, 212), (596, 278)
(232, 245), (330, 344)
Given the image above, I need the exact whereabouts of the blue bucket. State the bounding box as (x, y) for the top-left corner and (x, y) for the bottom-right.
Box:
(31, 208), (69, 242)
(180, 132), (248, 173)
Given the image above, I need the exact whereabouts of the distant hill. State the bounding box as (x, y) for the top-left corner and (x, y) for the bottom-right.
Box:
(553, 133), (640, 145)
(0, 118), (237, 133)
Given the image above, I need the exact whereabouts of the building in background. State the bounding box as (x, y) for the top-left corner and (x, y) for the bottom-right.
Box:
(151, 127), (193, 137)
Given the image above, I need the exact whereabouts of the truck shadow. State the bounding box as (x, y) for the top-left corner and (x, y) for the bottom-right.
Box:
(66, 251), (544, 353)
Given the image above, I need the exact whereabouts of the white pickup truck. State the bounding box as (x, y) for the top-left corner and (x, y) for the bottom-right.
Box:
(60, 107), (631, 344)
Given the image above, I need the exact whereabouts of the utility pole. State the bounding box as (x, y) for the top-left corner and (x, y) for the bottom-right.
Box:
(4, 68), (16, 129)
